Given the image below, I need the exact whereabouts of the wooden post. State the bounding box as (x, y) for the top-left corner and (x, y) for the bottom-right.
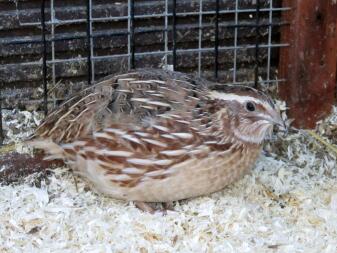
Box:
(279, 0), (337, 129)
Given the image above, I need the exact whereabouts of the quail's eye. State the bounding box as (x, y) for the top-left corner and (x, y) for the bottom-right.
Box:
(246, 102), (256, 112)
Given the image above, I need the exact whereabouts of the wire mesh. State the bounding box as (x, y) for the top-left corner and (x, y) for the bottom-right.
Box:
(0, 0), (290, 145)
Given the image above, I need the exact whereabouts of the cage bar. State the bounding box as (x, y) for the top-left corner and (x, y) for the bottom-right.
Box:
(197, 0), (203, 77)
(232, 0), (239, 83)
(164, 0), (169, 66)
(1, 19), (289, 47)
(17, 7), (290, 28)
(127, 0), (131, 70)
(50, 0), (56, 95)
(41, 0), (48, 115)
(172, 0), (177, 70)
(1, 43), (288, 68)
(86, 0), (93, 84)
(29, 43), (287, 65)
(214, 0), (219, 79)
(254, 0), (261, 88)
(266, 0), (273, 82)
(130, 0), (135, 69)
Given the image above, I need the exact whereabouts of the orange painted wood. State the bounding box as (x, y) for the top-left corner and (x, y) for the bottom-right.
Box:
(279, 0), (337, 128)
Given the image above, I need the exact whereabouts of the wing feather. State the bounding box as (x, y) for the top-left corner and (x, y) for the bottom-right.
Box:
(31, 69), (208, 143)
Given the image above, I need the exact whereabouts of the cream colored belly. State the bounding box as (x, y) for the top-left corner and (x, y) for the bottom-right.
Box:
(79, 147), (261, 202)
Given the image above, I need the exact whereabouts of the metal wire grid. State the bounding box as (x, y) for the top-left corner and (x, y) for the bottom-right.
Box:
(0, 0), (290, 145)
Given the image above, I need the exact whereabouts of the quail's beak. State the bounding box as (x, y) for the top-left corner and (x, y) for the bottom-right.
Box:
(270, 110), (288, 134)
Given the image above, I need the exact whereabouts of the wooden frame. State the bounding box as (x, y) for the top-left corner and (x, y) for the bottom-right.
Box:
(279, 0), (337, 128)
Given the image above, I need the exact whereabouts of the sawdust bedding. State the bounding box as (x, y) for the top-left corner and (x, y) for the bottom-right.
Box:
(0, 108), (337, 253)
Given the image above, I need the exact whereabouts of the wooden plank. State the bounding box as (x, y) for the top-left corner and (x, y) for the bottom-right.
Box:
(279, 0), (337, 128)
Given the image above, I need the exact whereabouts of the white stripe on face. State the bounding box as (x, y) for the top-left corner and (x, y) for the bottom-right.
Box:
(209, 91), (263, 105)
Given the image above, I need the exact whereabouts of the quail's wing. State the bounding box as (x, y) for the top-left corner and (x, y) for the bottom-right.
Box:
(58, 106), (237, 187)
(31, 69), (208, 143)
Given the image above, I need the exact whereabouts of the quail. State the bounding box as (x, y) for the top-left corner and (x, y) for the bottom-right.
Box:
(29, 69), (285, 211)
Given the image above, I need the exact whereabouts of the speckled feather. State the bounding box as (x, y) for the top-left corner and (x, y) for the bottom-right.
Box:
(29, 68), (282, 202)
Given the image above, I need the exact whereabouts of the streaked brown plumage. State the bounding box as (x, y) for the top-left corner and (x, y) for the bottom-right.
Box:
(29, 68), (285, 208)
